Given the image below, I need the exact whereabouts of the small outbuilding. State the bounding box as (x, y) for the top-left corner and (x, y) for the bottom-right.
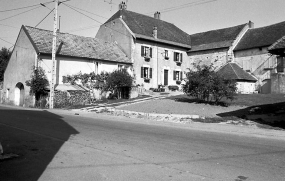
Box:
(217, 63), (257, 94)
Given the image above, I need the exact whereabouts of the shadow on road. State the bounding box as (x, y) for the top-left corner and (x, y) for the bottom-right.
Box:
(0, 107), (79, 181)
(217, 102), (285, 130)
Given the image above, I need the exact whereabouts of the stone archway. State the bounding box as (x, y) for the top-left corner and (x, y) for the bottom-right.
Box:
(15, 82), (25, 106)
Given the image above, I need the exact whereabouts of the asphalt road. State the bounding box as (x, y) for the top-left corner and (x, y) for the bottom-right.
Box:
(0, 105), (285, 181)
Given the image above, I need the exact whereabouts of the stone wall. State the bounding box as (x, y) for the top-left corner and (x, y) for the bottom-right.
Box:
(271, 73), (285, 94)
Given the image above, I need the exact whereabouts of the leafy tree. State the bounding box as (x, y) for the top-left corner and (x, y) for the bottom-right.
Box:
(183, 63), (237, 104)
(25, 66), (49, 102)
(0, 47), (10, 82)
(104, 69), (133, 99)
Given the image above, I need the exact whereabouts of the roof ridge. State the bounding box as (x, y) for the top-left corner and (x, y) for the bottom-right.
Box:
(229, 63), (240, 79)
(251, 20), (285, 30)
(190, 23), (247, 36)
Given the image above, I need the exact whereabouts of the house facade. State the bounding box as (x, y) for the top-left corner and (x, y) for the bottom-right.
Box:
(2, 25), (131, 107)
(96, 5), (191, 90)
(233, 21), (285, 93)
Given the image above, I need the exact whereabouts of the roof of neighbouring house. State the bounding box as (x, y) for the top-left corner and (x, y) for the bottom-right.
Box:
(188, 24), (247, 52)
(104, 9), (191, 48)
(217, 63), (257, 82)
(268, 35), (285, 52)
(234, 21), (285, 51)
(23, 26), (131, 63)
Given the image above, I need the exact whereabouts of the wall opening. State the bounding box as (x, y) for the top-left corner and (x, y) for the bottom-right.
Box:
(15, 82), (25, 106)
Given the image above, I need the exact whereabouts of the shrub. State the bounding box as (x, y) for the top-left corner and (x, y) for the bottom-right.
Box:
(183, 63), (237, 104)
(168, 85), (179, 91)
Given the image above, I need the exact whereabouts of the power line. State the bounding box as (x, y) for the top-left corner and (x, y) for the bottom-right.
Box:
(0, 1), (53, 13)
(35, 8), (55, 27)
(0, 6), (42, 22)
(62, 3), (103, 24)
(145, 0), (217, 15)
(64, 3), (108, 19)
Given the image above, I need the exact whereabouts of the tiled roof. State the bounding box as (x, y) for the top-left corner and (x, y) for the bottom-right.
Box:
(268, 35), (285, 51)
(104, 10), (191, 48)
(234, 21), (285, 51)
(217, 63), (257, 82)
(189, 24), (247, 52)
(23, 26), (131, 63)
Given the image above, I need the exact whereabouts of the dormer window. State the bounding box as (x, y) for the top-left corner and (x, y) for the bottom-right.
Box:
(174, 52), (183, 62)
(141, 46), (152, 60)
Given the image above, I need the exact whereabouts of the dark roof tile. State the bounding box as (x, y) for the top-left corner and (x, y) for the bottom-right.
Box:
(268, 35), (285, 51)
(24, 26), (131, 63)
(234, 21), (285, 51)
(104, 10), (191, 47)
(189, 24), (247, 52)
(217, 63), (257, 82)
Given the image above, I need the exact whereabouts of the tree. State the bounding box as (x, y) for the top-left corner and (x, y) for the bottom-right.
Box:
(0, 47), (10, 82)
(104, 69), (133, 99)
(183, 63), (237, 104)
(25, 66), (49, 104)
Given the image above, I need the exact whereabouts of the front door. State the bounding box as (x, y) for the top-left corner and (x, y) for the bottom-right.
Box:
(164, 69), (168, 86)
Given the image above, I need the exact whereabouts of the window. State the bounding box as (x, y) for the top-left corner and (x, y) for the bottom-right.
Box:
(165, 50), (169, 60)
(141, 67), (152, 79)
(141, 46), (152, 58)
(118, 64), (124, 70)
(94, 61), (99, 74)
(173, 70), (182, 81)
(277, 56), (284, 73)
(174, 52), (183, 62)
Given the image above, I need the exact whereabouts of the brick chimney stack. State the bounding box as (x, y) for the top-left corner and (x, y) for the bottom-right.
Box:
(154, 11), (161, 20)
(119, 1), (127, 10)
(153, 26), (157, 39)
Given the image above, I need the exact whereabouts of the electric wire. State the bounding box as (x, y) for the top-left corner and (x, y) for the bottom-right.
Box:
(35, 8), (55, 28)
(64, 3), (107, 19)
(0, 1), (53, 13)
(0, 6), (42, 22)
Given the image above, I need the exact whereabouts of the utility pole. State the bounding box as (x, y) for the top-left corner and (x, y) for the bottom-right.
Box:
(49, 0), (59, 109)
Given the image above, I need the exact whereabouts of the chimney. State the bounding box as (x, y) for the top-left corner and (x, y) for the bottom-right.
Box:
(154, 11), (161, 20)
(153, 26), (157, 39)
(248, 20), (254, 29)
(119, 1), (127, 10)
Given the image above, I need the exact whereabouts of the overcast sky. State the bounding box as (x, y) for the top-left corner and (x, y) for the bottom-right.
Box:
(1, 0), (285, 49)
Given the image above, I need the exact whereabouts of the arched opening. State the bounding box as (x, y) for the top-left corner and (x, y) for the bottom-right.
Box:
(15, 82), (25, 106)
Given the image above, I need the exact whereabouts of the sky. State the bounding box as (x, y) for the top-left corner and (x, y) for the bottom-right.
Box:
(1, 0), (285, 49)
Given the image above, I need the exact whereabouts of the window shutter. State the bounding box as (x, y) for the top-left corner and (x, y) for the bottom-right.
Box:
(180, 71), (183, 81)
(141, 67), (144, 78)
(150, 68), (152, 79)
(141, 46), (144, 57)
(150, 47), (152, 58)
(173, 70), (176, 80)
(174, 52), (176, 61)
(180, 53), (183, 63)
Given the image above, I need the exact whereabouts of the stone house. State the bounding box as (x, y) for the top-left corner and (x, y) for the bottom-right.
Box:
(233, 21), (285, 93)
(2, 25), (131, 107)
(217, 63), (257, 94)
(188, 21), (254, 70)
(95, 4), (191, 90)
(267, 36), (285, 93)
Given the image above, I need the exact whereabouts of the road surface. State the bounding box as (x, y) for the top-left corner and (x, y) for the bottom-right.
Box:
(0, 105), (284, 181)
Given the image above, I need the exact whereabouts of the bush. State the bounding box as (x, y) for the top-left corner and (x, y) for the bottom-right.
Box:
(183, 63), (237, 104)
(168, 85), (179, 91)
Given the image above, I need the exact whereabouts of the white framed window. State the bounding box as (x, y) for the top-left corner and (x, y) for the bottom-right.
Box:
(165, 50), (169, 60)
(141, 46), (152, 58)
(94, 61), (99, 75)
(174, 52), (183, 62)
(141, 66), (152, 79)
(173, 70), (182, 81)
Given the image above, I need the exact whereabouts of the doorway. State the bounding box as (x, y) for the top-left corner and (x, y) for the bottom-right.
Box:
(164, 69), (168, 86)
(15, 82), (25, 106)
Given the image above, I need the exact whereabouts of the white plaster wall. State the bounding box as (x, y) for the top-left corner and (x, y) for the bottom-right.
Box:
(236, 82), (256, 94)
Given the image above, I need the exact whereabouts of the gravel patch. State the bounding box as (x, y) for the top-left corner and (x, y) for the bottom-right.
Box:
(117, 98), (245, 118)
